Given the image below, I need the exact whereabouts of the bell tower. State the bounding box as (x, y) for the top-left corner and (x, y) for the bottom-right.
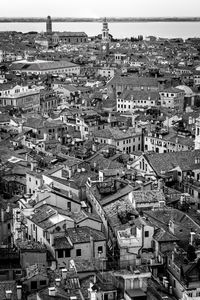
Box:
(102, 17), (109, 42)
(195, 116), (200, 149)
(101, 18), (110, 58)
(46, 16), (52, 35)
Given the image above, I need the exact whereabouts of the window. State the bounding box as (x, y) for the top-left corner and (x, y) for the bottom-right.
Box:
(76, 249), (82, 257)
(173, 280), (176, 288)
(29, 177), (31, 182)
(65, 249), (71, 257)
(7, 223), (10, 230)
(15, 270), (22, 275)
(57, 249), (64, 258)
(67, 202), (71, 211)
(145, 231), (149, 237)
(98, 246), (103, 253)
(40, 280), (47, 286)
(33, 224), (35, 231)
(31, 281), (37, 290)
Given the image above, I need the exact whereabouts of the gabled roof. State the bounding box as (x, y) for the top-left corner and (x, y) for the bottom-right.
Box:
(11, 60), (79, 71)
(67, 226), (106, 244)
(144, 150), (200, 176)
(107, 75), (159, 87)
(93, 127), (139, 140)
(23, 117), (45, 129)
(101, 184), (134, 206)
(121, 89), (159, 101)
(153, 228), (179, 242)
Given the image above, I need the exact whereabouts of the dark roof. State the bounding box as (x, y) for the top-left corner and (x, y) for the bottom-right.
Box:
(101, 184), (134, 206)
(107, 75), (159, 87)
(57, 31), (87, 37)
(54, 236), (72, 250)
(153, 228), (179, 243)
(67, 226), (106, 244)
(122, 89), (159, 101)
(144, 149), (200, 176)
(93, 127), (139, 140)
(24, 117), (45, 129)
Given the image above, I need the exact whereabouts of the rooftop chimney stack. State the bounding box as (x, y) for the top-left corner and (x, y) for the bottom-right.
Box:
(17, 285), (22, 300)
(55, 278), (61, 287)
(6, 290), (12, 299)
(190, 231), (196, 245)
(61, 268), (68, 280)
(48, 287), (56, 297)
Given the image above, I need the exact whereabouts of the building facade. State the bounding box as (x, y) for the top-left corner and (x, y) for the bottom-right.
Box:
(0, 84), (40, 112)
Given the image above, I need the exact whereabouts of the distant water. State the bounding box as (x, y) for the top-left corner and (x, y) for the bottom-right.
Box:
(0, 22), (200, 39)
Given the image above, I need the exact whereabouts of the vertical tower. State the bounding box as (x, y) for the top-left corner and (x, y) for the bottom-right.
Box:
(102, 17), (109, 42)
(195, 116), (200, 149)
(46, 16), (52, 35)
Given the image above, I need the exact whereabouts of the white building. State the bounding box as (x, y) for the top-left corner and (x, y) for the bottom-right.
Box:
(195, 115), (200, 150)
(0, 84), (40, 111)
(93, 127), (142, 154)
(144, 131), (193, 153)
(97, 67), (115, 78)
(117, 90), (159, 113)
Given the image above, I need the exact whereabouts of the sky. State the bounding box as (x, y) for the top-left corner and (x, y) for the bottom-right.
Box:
(1, 0), (200, 18)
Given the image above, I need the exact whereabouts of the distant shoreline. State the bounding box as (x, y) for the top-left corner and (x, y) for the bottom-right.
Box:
(1, 17), (200, 23)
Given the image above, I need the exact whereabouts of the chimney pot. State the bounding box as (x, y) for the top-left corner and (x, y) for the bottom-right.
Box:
(48, 287), (56, 296)
(55, 278), (61, 287)
(6, 290), (12, 299)
(61, 268), (68, 280)
(17, 285), (22, 300)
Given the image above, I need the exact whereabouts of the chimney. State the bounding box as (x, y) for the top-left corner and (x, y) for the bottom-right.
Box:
(18, 122), (23, 134)
(180, 194), (184, 205)
(43, 132), (49, 141)
(17, 285), (22, 300)
(93, 274), (96, 284)
(172, 251), (175, 262)
(48, 287), (56, 296)
(90, 236), (94, 258)
(1, 209), (4, 223)
(6, 290), (12, 299)
(61, 268), (68, 280)
(31, 160), (37, 172)
(190, 231), (195, 245)
(163, 276), (167, 285)
(50, 233), (54, 246)
(55, 278), (61, 287)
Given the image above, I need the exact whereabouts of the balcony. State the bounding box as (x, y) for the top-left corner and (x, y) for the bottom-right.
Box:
(183, 291), (200, 300)
(183, 177), (200, 189)
(117, 230), (141, 248)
